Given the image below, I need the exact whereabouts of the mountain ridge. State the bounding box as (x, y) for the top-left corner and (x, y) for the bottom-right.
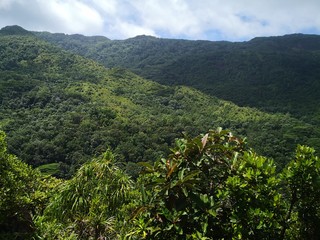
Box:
(36, 29), (320, 124)
(1, 28), (318, 177)
(3, 25), (319, 44)
(0, 25), (34, 36)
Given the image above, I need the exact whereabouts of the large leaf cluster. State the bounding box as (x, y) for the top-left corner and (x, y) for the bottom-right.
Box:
(128, 129), (320, 239)
(2, 129), (320, 239)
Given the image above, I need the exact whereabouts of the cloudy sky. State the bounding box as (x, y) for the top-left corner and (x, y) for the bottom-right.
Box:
(0, 0), (319, 41)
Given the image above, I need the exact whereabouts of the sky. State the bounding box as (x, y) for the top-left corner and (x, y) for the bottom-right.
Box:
(0, 0), (320, 41)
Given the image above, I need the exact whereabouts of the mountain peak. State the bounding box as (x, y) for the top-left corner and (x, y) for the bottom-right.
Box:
(0, 25), (33, 36)
(249, 33), (320, 51)
(126, 35), (158, 41)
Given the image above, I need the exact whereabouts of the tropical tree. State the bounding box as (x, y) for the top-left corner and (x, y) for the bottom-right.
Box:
(0, 131), (42, 239)
(127, 128), (286, 239)
(37, 150), (135, 239)
(281, 145), (320, 239)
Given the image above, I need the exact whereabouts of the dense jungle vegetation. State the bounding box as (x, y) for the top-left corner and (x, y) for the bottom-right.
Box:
(36, 30), (320, 123)
(2, 129), (320, 239)
(1, 25), (320, 239)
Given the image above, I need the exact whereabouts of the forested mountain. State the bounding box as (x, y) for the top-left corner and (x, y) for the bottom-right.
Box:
(1, 26), (320, 173)
(2, 25), (320, 239)
(35, 31), (320, 124)
(2, 26), (319, 177)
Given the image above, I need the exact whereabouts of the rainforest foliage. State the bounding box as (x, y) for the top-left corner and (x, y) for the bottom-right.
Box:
(1, 129), (320, 239)
(1, 25), (320, 238)
(36, 31), (320, 124)
(1, 26), (320, 178)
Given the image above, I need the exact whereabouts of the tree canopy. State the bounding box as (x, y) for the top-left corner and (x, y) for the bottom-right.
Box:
(1, 30), (319, 178)
(2, 129), (320, 239)
(1, 26), (320, 239)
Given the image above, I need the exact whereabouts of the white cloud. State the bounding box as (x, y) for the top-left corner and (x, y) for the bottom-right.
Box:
(42, 0), (104, 34)
(131, 0), (200, 36)
(1, 0), (320, 40)
(112, 21), (156, 39)
(0, 0), (14, 9)
(90, 0), (118, 16)
(0, 0), (104, 35)
(210, 0), (320, 39)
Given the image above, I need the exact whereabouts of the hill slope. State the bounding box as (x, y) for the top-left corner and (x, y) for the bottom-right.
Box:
(0, 26), (319, 177)
(35, 31), (320, 124)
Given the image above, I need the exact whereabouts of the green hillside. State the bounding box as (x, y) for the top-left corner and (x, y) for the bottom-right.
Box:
(35, 31), (320, 124)
(0, 26), (318, 177)
(2, 26), (320, 240)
